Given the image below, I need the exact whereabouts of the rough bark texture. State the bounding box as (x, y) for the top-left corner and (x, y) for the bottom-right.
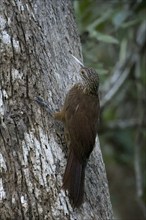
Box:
(0, 0), (113, 219)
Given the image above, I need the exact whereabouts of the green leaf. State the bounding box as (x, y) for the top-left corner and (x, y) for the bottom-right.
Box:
(119, 38), (127, 63)
(87, 10), (112, 31)
(92, 31), (119, 44)
(121, 19), (141, 28)
(112, 10), (130, 28)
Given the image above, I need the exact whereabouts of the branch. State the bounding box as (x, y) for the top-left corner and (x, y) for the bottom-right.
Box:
(100, 54), (135, 108)
(106, 118), (146, 130)
(99, 119), (146, 134)
(101, 21), (146, 109)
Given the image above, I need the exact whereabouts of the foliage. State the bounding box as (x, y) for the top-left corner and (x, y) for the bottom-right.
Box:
(74, 0), (146, 219)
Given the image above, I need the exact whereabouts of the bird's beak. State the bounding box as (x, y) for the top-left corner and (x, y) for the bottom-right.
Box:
(71, 54), (84, 67)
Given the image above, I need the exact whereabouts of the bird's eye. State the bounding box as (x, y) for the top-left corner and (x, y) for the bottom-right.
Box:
(81, 70), (85, 74)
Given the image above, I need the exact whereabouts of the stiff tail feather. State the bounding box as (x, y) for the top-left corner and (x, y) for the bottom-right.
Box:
(63, 149), (85, 207)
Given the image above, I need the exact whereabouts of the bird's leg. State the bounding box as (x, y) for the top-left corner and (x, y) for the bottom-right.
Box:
(53, 110), (65, 122)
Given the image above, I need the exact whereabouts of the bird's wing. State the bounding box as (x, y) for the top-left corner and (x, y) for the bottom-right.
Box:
(65, 92), (99, 162)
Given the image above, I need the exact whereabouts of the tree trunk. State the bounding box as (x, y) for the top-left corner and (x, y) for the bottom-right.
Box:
(0, 0), (113, 219)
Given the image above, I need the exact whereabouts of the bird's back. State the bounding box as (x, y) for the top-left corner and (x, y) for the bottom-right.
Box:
(63, 84), (100, 162)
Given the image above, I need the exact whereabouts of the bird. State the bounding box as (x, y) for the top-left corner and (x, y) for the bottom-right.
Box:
(53, 66), (100, 207)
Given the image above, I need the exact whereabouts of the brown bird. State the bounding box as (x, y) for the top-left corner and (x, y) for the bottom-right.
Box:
(54, 66), (100, 207)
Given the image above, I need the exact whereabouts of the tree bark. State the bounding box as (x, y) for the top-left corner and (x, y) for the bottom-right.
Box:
(0, 0), (113, 219)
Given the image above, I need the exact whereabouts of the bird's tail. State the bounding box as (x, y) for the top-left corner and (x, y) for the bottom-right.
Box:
(62, 149), (85, 207)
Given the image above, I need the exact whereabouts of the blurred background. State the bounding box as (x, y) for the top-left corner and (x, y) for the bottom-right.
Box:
(73, 0), (146, 219)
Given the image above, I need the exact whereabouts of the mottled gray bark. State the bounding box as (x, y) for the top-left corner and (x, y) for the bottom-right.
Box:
(0, 0), (113, 219)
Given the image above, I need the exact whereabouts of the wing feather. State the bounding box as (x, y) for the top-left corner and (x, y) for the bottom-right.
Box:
(64, 86), (99, 162)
